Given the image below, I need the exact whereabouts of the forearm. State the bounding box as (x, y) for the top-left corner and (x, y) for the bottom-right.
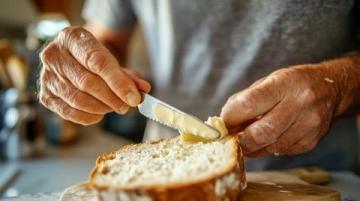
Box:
(320, 52), (360, 116)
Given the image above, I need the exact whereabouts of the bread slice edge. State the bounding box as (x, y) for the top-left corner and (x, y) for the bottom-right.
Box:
(89, 135), (246, 200)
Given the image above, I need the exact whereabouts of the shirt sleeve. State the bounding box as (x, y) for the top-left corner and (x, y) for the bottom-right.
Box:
(82, 0), (137, 30)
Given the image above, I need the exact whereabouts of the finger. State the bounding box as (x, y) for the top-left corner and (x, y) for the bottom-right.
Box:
(249, 76), (266, 88)
(123, 69), (151, 93)
(228, 118), (259, 134)
(245, 148), (272, 157)
(43, 69), (111, 115)
(55, 27), (141, 106)
(221, 76), (283, 128)
(237, 131), (259, 155)
(41, 43), (129, 114)
(239, 100), (297, 153)
(265, 111), (323, 154)
(282, 132), (321, 155)
(264, 122), (309, 154)
(39, 86), (103, 125)
(245, 127), (302, 157)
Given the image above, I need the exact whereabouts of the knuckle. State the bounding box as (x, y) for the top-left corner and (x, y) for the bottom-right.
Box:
(68, 90), (83, 108)
(239, 134), (256, 153)
(265, 73), (280, 86)
(300, 88), (317, 104)
(58, 26), (85, 41)
(247, 122), (275, 144)
(271, 68), (287, 75)
(57, 108), (77, 122)
(308, 112), (322, 128)
(59, 110), (80, 123)
(45, 76), (63, 95)
(272, 67), (296, 79)
(59, 105), (74, 119)
(56, 26), (91, 49)
(40, 43), (58, 64)
(264, 144), (276, 154)
(220, 106), (231, 121)
(277, 139), (290, 151)
(238, 93), (255, 116)
(38, 91), (49, 106)
(38, 74), (52, 106)
(222, 94), (240, 115)
(299, 139), (317, 153)
(110, 76), (130, 90)
(277, 138), (293, 153)
(228, 93), (238, 102)
(58, 27), (73, 38)
(39, 69), (49, 85)
(263, 73), (283, 97)
(77, 73), (97, 91)
(67, 90), (108, 115)
(85, 49), (109, 73)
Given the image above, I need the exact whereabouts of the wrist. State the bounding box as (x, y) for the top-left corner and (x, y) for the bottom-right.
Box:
(320, 52), (360, 117)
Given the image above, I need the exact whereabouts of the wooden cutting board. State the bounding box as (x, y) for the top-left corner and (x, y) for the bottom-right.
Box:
(240, 167), (340, 201)
(60, 168), (340, 201)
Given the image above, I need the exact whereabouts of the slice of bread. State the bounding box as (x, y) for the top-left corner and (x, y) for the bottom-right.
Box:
(89, 135), (246, 201)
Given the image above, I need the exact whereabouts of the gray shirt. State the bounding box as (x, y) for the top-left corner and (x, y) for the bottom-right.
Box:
(83, 0), (359, 171)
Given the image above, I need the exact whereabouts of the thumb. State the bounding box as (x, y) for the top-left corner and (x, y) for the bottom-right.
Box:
(221, 77), (282, 129)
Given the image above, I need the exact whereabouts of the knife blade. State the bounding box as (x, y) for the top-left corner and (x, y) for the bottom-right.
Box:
(138, 93), (220, 140)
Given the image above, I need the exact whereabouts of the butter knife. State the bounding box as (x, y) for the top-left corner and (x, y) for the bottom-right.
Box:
(138, 93), (220, 140)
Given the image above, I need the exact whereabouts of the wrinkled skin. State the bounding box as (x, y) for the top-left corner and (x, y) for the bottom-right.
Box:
(221, 66), (334, 157)
(221, 61), (360, 157)
(39, 27), (151, 125)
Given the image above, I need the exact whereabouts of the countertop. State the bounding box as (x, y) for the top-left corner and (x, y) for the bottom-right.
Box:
(0, 126), (132, 199)
(1, 171), (360, 201)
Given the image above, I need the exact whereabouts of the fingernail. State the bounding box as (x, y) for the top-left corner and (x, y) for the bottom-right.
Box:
(126, 92), (139, 106)
(118, 105), (129, 114)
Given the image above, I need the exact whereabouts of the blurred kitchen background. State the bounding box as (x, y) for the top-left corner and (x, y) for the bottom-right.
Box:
(0, 0), (152, 199)
(0, 0), (360, 200)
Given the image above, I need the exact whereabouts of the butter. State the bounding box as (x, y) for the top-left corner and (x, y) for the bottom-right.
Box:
(180, 133), (211, 143)
(154, 104), (220, 140)
(205, 116), (228, 137)
(154, 103), (228, 142)
(154, 103), (175, 126)
(181, 116), (228, 143)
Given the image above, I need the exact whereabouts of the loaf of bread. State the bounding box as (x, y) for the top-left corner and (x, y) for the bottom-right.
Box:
(89, 135), (246, 201)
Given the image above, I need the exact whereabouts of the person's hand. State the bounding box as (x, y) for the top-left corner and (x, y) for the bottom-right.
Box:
(221, 64), (341, 156)
(39, 26), (151, 125)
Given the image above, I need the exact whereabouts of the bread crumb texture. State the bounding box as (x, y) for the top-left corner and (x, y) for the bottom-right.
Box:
(93, 137), (236, 188)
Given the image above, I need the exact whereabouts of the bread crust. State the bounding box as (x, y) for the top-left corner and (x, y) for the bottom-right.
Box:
(89, 135), (246, 201)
